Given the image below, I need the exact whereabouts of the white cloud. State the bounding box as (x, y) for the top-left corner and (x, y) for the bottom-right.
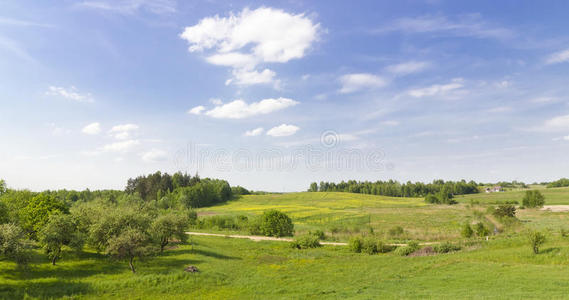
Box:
(188, 105), (206, 115)
(495, 80), (511, 88)
(530, 97), (559, 103)
(408, 79), (464, 98)
(385, 61), (431, 75)
(339, 73), (387, 94)
(0, 17), (53, 27)
(109, 124), (139, 139)
(77, 0), (176, 14)
(266, 124), (299, 137)
(546, 48), (569, 65)
(180, 7), (320, 87)
(487, 106), (512, 113)
(204, 97), (298, 119)
(381, 120), (399, 126)
(141, 149), (169, 162)
(543, 115), (569, 131)
(245, 127), (264, 136)
(378, 14), (513, 40)
(209, 98), (223, 105)
(46, 86), (93, 103)
(101, 140), (140, 153)
(82, 122), (101, 135)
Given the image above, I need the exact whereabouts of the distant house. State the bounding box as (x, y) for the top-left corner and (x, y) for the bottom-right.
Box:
(485, 186), (503, 193)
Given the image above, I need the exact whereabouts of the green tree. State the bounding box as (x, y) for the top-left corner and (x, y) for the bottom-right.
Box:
(38, 213), (84, 265)
(461, 223), (474, 238)
(0, 179), (6, 196)
(0, 223), (32, 268)
(259, 210), (294, 237)
(151, 213), (189, 252)
(308, 182), (318, 192)
(106, 228), (155, 273)
(528, 230), (546, 254)
(493, 204), (516, 218)
(20, 193), (68, 238)
(522, 190), (545, 208)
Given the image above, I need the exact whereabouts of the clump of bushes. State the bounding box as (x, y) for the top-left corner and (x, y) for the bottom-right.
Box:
(474, 222), (490, 237)
(461, 223), (474, 238)
(434, 242), (461, 253)
(291, 234), (321, 249)
(308, 230), (326, 240)
(522, 190), (545, 208)
(528, 230), (546, 254)
(394, 241), (420, 256)
(348, 236), (394, 255)
(258, 210), (294, 237)
(493, 204), (516, 218)
(388, 226), (404, 237)
(560, 228), (569, 237)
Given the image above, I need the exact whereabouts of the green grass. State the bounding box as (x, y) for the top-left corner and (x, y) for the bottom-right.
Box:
(4, 189), (569, 298)
(3, 235), (569, 299)
(456, 187), (569, 205)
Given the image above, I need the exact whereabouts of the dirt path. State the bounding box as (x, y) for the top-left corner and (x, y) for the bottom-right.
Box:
(186, 232), (440, 247)
(541, 205), (569, 212)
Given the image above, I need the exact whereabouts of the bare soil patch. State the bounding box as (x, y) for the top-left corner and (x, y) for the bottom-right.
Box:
(540, 205), (569, 212)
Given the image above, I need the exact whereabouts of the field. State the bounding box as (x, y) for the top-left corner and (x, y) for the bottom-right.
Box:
(2, 188), (569, 299)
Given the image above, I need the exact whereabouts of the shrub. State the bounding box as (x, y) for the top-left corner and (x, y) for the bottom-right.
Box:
(376, 240), (396, 253)
(388, 226), (404, 236)
(528, 230), (546, 254)
(461, 223), (474, 238)
(560, 228), (569, 237)
(434, 242), (461, 253)
(348, 236), (363, 253)
(395, 241), (420, 256)
(493, 204), (516, 218)
(259, 210), (294, 237)
(291, 235), (321, 249)
(425, 194), (439, 204)
(474, 222), (489, 237)
(309, 230), (326, 240)
(362, 237), (378, 255)
(522, 190), (545, 208)
(0, 223), (32, 268)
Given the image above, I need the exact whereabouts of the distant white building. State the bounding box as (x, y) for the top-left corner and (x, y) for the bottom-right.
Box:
(485, 186), (503, 193)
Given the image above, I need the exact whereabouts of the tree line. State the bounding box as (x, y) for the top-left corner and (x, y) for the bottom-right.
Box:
(308, 179), (480, 197)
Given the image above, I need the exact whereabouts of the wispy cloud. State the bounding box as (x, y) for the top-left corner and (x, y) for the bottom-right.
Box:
(77, 0), (176, 15)
(339, 73), (387, 94)
(376, 14), (514, 40)
(82, 122), (101, 135)
(546, 48), (569, 65)
(0, 36), (35, 62)
(385, 61), (432, 75)
(46, 86), (94, 103)
(109, 124), (139, 140)
(245, 127), (264, 136)
(0, 17), (53, 27)
(408, 78), (465, 98)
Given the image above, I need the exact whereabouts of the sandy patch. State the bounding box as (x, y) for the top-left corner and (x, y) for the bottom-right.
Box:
(540, 205), (569, 212)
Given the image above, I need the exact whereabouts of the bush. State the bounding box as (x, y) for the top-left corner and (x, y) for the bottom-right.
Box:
(474, 222), (490, 237)
(348, 236), (363, 253)
(493, 204), (516, 218)
(388, 226), (404, 236)
(258, 210), (294, 237)
(434, 242), (461, 253)
(376, 240), (396, 253)
(291, 235), (321, 249)
(560, 228), (569, 237)
(461, 223), (474, 238)
(309, 230), (326, 240)
(522, 190), (545, 208)
(394, 241), (420, 256)
(362, 237), (378, 255)
(528, 230), (546, 254)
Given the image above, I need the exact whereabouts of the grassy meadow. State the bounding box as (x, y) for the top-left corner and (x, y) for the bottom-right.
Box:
(3, 187), (569, 299)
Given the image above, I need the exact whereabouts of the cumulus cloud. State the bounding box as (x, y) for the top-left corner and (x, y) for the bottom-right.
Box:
(188, 105), (206, 115)
(141, 149), (169, 162)
(82, 122), (101, 135)
(245, 127), (264, 136)
(46, 86), (93, 103)
(109, 124), (139, 139)
(408, 79), (464, 98)
(266, 124), (299, 137)
(180, 7), (320, 87)
(385, 61), (431, 75)
(203, 97), (298, 119)
(546, 48), (569, 65)
(339, 73), (387, 94)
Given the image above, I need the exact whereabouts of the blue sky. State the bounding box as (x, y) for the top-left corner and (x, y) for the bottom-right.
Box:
(1, 0), (569, 192)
